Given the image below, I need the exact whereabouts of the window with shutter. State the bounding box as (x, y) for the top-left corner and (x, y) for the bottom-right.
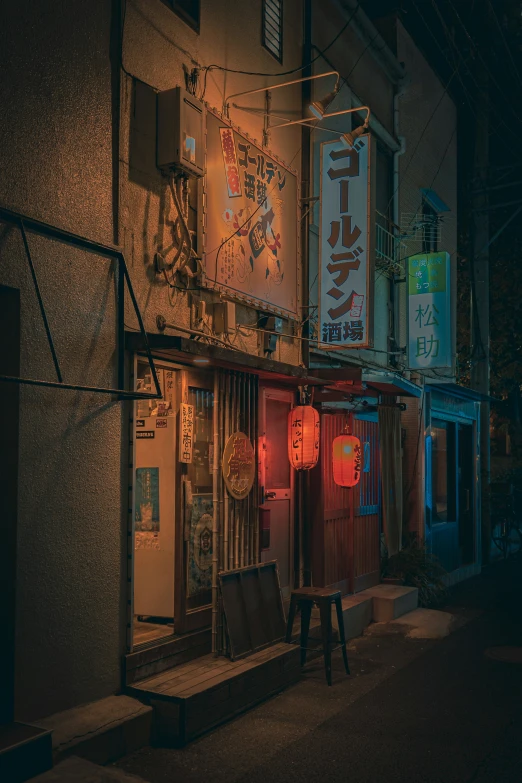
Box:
(263, 0), (283, 62)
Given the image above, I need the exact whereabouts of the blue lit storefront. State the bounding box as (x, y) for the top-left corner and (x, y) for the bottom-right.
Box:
(424, 384), (482, 584)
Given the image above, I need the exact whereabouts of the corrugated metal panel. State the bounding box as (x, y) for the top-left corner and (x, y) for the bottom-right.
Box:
(352, 418), (381, 590)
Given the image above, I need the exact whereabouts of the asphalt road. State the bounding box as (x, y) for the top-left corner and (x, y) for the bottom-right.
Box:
(116, 559), (522, 783)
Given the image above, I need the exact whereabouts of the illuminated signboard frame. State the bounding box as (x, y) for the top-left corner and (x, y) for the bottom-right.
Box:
(200, 108), (300, 320)
(317, 133), (375, 350)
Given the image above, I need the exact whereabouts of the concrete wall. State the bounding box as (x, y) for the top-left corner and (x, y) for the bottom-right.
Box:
(396, 21), (458, 542)
(0, 1), (125, 720)
(308, 1), (397, 370)
(396, 21), (458, 377)
(0, 0), (305, 720)
(121, 0), (303, 366)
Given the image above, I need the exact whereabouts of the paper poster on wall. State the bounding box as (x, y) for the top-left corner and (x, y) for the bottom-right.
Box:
(179, 402), (194, 463)
(201, 110), (299, 319)
(135, 467), (160, 532)
(318, 134), (375, 349)
(187, 494), (213, 597)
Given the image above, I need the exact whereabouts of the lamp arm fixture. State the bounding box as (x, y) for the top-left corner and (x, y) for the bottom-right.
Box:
(223, 70), (340, 117)
(270, 105), (371, 130)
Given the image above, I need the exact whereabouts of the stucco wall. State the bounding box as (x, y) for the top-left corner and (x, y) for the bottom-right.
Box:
(0, 1), (125, 720)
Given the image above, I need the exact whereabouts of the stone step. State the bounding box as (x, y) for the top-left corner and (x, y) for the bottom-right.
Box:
(39, 695), (152, 767)
(362, 584), (419, 622)
(30, 755), (148, 782)
(0, 722), (52, 783)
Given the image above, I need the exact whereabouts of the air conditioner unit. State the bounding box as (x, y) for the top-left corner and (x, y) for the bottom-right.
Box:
(157, 87), (205, 177)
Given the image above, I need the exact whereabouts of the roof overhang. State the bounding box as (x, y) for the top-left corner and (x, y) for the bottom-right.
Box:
(126, 331), (338, 388)
(361, 370), (422, 398)
(426, 381), (497, 403)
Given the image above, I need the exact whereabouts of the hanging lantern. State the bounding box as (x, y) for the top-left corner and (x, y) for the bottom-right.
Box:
(332, 434), (362, 487)
(288, 405), (320, 470)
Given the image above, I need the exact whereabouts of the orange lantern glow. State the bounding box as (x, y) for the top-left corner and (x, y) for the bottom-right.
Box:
(288, 405), (320, 470)
(332, 434), (362, 487)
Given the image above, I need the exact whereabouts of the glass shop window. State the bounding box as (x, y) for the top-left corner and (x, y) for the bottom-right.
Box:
(431, 419), (456, 523)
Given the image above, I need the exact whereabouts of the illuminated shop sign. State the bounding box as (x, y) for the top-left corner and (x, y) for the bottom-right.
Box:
(318, 134), (375, 350)
(202, 110), (299, 319)
(407, 251), (452, 369)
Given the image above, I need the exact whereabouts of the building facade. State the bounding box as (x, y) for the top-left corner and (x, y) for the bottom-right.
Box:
(0, 0), (480, 730)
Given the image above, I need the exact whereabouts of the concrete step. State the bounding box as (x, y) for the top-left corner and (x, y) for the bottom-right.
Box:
(334, 594), (373, 639)
(362, 584), (419, 622)
(30, 755), (148, 782)
(0, 722), (52, 783)
(39, 695), (152, 767)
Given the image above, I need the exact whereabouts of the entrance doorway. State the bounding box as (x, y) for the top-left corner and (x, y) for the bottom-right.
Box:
(259, 388), (294, 599)
(131, 360), (214, 648)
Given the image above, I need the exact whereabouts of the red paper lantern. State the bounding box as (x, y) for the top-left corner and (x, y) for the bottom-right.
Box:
(288, 405), (320, 470)
(332, 434), (362, 487)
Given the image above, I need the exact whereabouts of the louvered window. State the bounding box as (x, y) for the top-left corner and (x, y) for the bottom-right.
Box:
(263, 0), (283, 62)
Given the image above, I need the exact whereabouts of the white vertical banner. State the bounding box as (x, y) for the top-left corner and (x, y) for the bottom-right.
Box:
(318, 134), (375, 349)
(407, 251), (452, 369)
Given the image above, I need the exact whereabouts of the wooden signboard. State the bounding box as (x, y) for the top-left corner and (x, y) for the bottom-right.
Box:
(219, 561), (286, 660)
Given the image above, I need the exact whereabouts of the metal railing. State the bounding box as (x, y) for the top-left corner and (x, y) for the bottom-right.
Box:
(375, 211), (403, 267)
(0, 205), (161, 400)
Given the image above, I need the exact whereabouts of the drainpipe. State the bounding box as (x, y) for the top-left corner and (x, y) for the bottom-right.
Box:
(301, 0), (312, 371)
(392, 83), (407, 362)
(300, 0), (312, 588)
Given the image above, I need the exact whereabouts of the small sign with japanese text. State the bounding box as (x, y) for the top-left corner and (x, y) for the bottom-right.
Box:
(318, 134), (375, 350)
(179, 402), (194, 463)
(407, 251), (452, 369)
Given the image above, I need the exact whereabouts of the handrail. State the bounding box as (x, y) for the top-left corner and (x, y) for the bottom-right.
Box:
(0, 205), (161, 400)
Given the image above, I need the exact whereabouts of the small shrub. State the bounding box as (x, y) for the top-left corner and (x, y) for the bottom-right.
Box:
(381, 534), (449, 608)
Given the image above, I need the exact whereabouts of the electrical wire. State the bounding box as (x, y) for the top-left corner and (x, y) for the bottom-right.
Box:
(201, 4), (360, 81)
(422, 0), (522, 159)
(446, 0), (522, 132)
(486, 0), (522, 92)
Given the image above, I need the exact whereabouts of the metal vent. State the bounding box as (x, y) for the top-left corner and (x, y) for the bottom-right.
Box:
(263, 0), (283, 62)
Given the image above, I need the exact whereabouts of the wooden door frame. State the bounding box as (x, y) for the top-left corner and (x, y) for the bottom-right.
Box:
(129, 357), (213, 648)
(259, 385), (295, 596)
(176, 368), (214, 634)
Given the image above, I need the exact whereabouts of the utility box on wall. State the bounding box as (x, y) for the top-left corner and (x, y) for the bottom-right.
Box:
(157, 87), (205, 177)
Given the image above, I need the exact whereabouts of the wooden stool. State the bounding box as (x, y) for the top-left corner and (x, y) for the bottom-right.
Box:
(285, 587), (350, 686)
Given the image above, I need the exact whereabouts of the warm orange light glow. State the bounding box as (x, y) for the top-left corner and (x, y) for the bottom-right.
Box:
(288, 405), (320, 470)
(332, 434), (362, 487)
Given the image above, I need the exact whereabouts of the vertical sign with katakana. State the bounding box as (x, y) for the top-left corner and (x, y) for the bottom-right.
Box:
(318, 134), (374, 349)
(203, 110), (298, 319)
(407, 251), (452, 369)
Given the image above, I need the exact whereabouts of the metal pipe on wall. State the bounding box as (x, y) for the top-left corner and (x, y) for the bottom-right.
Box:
(211, 371), (219, 653)
(223, 372), (230, 574)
